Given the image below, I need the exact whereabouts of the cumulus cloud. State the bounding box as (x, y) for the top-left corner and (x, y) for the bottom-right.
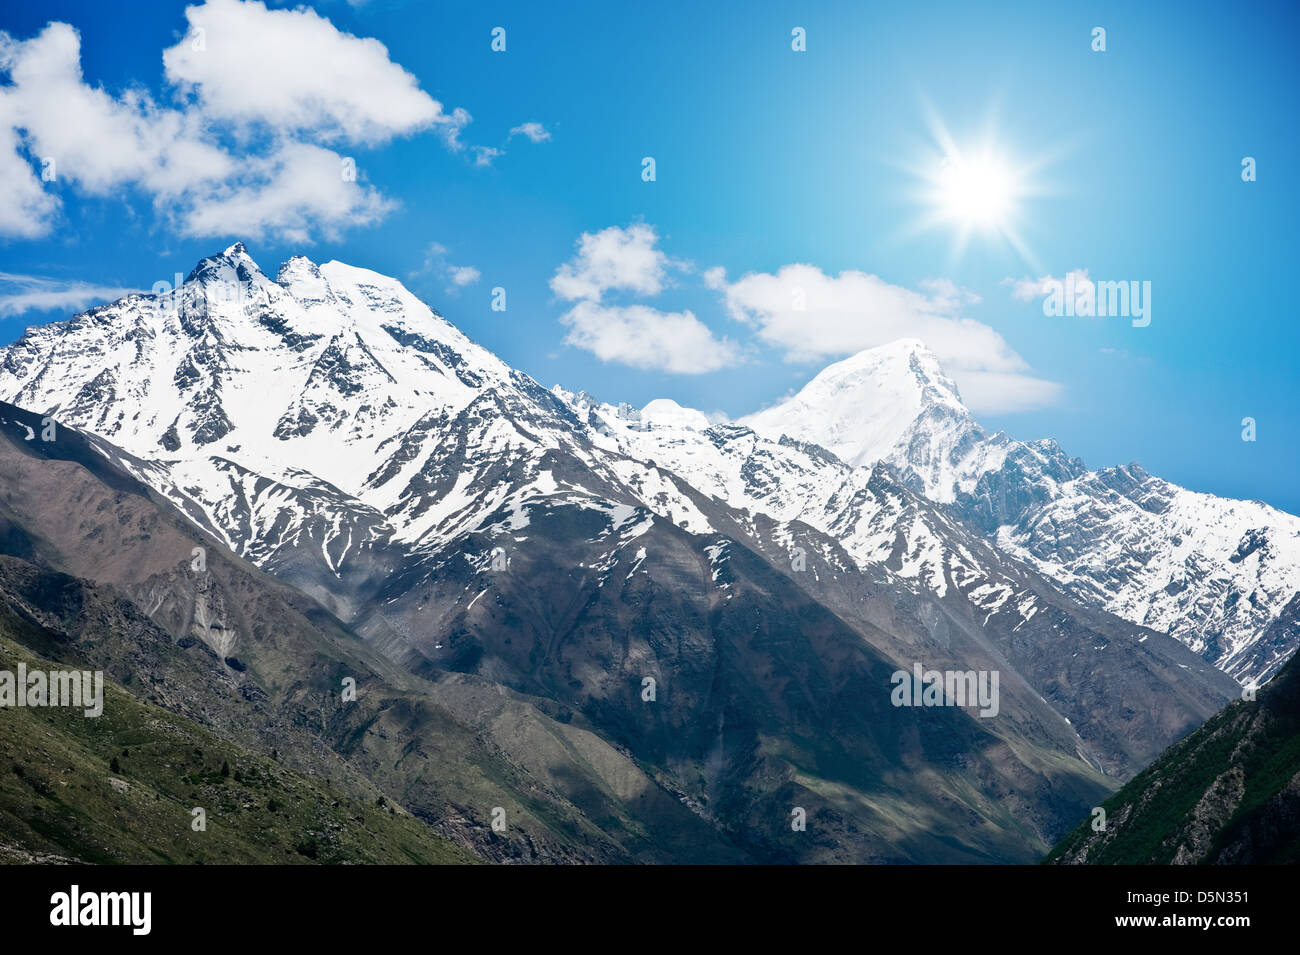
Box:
(551, 224), (739, 374)
(551, 223), (674, 302)
(0, 0), (496, 241)
(713, 264), (1060, 412)
(561, 301), (741, 374)
(509, 122), (551, 143)
(162, 0), (448, 144)
(180, 142), (395, 243)
(0, 272), (139, 318)
(0, 22), (232, 202)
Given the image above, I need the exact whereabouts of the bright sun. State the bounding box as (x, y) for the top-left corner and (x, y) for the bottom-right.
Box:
(936, 154), (1016, 229)
(895, 107), (1051, 267)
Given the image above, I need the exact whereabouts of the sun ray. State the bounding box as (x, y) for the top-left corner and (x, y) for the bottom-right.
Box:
(894, 104), (1061, 266)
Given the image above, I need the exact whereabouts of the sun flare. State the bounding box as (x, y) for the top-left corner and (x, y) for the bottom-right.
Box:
(894, 107), (1055, 268)
(935, 153), (1017, 229)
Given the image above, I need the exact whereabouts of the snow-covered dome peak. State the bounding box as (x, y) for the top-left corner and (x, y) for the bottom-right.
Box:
(741, 338), (971, 469)
(641, 398), (710, 431)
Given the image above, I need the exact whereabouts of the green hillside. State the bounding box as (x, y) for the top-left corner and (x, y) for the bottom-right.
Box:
(0, 626), (476, 864)
(1047, 643), (1300, 865)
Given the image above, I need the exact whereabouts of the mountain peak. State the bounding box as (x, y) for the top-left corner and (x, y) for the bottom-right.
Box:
(276, 255), (332, 304)
(867, 336), (931, 356)
(740, 338), (972, 469)
(831, 338), (963, 404)
(186, 242), (264, 286)
(641, 398), (710, 431)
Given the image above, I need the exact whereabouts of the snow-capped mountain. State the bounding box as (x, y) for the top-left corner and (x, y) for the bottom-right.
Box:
(743, 340), (1300, 685)
(0, 243), (563, 528)
(0, 244), (1290, 690)
(0, 243), (1034, 629)
(558, 385), (1007, 601)
(742, 338), (1012, 501)
(0, 243), (1255, 861)
(0, 245), (718, 609)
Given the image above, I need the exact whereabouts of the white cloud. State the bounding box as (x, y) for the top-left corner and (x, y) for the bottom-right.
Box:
(1005, 269), (1092, 302)
(551, 223), (673, 302)
(552, 224), (737, 374)
(548, 224), (1049, 397)
(0, 1), (496, 241)
(0, 272), (139, 318)
(414, 242), (480, 294)
(471, 145), (502, 167)
(509, 122), (551, 143)
(179, 142), (394, 244)
(561, 301), (741, 374)
(448, 265), (481, 287)
(950, 372), (1063, 415)
(161, 0), (449, 144)
(0, 121), (57, 237)
(433, 106), (472, 153)
(0, 22), (231, 199)
(918, 277), (981, 311)
(715, 264), (1060, 412)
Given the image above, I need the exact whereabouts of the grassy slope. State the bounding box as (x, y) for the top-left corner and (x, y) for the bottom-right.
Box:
(0, 628), (476, 865)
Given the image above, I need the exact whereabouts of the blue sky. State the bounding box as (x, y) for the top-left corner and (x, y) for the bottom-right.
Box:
(1, 0), (1297, 511)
